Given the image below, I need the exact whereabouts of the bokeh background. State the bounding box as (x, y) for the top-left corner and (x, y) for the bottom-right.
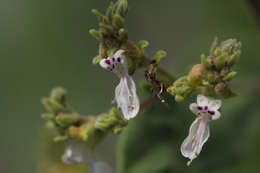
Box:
(0, 0), (260, 173)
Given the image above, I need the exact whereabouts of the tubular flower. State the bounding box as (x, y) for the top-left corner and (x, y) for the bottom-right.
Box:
(181, 95), (222, 166)
(99, 49), (140, 120)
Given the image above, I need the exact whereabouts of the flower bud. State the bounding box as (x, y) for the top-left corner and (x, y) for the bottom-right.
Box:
(223, 71), (237, 81)
(89, 29), (102, 42)
(175, 95), (184, 102)
(187, 64), (204, 86)
(210, 37), (218, 55)
(112, 14), (125, 29)
(42, 98), (65, 114)
(206, 56), (215, 68)
(220, 67), (231, 77)
(214, 53), (227, 69)
(91, 9), (104, 22)
(227, 50), (240, 66)
(119, 28), (128, 41)
(68, 125), (88, 140)
(41, 113), (55, 121)
(50, 87), (67, 105)
(215, 82), (228, 97)
(56, 113), (79, 127)
(207, 71), (220, 83)
(152, 50), (167, 64)
(116, 0), (128, 17)
(99, 23), (114, 33)
(92, 56), (102, 64)
(201, 54), (210, 69)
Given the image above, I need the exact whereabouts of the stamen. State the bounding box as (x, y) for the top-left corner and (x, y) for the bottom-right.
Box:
(187, 160), (192, 166)
(117, 57), (121, 63)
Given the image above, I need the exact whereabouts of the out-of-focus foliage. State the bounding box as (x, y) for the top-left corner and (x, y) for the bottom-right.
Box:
(0, 0), (260, 173)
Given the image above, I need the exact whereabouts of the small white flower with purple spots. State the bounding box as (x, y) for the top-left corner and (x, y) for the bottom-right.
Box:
(181, 95), (221, 166)
(99, 49), (140, 120)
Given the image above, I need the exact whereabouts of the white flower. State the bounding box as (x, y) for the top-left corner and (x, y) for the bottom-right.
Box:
(181, 95), (222, 166)
(62, 142), (92, 164)
(62, 142), (113, 173)
(99, 49), (140, 120)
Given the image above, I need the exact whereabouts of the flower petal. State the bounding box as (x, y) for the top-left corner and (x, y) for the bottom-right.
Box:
(189, 103), (199, 116)
(181, 118), (200, 160)
(115, 76), (140, 120)
(208, 99), (222, 111)
(181, 117), (210, 164)
(211, 110), (221, 120)
(62, 142), (91, 164)
(197, 95), (209, 107)
(113, 49), (125, 59)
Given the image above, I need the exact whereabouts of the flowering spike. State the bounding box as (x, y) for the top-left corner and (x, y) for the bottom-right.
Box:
(181, 95), (222, 165)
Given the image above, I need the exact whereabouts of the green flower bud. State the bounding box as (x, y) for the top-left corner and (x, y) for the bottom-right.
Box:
(92, 56), (102, 64)
(99, 23), (114, 33)
(138, 40), (149, 50)
(175, 95), (184, 102)
(227, 50), (240, 66)
(213, 48), (221, 57)
(152, 50), (167, 64)
(215, 82), (229, 97)
(220, 67), (231, 77)
(56, 113), (79, 127)
(210, 37), (218, 55)
(201, 54), (210, 69)
(119, 28), (128, 41)
(116, 0), (128, 17)
(112, 14), (125, 29)
(105, 2), (114, 21)
(187, 64), (204, 86)
(41, 98), (65, 114)
(214, 53), (227, 69)
(207, 71), (220, 83)
(91, 9), (104, 22)
(50, 87), (67, 105)
(206, 56), (215, 68)
(89, 29), (102, 42)
(223, 71), (237, 81)
(41, 113), (55, 121)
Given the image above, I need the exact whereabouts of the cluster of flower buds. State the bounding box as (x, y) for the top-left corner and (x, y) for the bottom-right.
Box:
(90, 0), (129, 64)
(201, 38), (241, 97)
(167, 38), (241, 102)
(41, 87), (127, 145)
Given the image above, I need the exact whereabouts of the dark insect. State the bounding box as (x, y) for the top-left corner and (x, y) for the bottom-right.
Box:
(144, 60), (167, 103)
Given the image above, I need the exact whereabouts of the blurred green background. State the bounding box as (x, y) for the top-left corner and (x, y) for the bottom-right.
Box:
(0, 0), (260, 173)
